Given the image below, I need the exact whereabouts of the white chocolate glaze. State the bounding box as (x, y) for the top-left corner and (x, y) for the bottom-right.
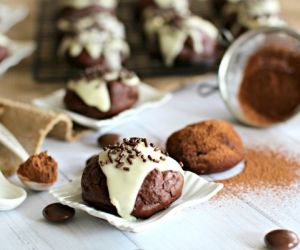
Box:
(57, 12), (125, 37)
(145, 15), (218, 66)
(238, 0), (285, 29)
(68, 78), (111, 112)
(67, 70), (140, 112)
(245, 0), (281, 17)
(98, 138), (184, 221)
(154, 0), (189, 14)
(0, 33), (9, 47)
(60, 0), (117, 9)
(59, 28), (129, 70)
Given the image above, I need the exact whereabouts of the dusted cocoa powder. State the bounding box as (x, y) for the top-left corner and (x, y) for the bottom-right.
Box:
(17, 151), (58, 184)
(219, 148), (300, 195)
(239, 46), (300, 126)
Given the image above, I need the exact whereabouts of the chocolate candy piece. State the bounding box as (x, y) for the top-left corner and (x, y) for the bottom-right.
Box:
(43, 203), (75, 222)
(97, 133), (120, 148)
(265, 229), (299, 250)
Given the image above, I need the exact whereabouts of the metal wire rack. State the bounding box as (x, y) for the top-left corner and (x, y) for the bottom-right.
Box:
(32, 0), (219, 83)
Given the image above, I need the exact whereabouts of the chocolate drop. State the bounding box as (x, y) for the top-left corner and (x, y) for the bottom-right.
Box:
(97, 133), (120, 148)
(43, 203), (75, 222)
(265, 229), (299, 250)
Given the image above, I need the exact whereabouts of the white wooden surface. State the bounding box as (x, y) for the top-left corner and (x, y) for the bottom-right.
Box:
(1, 81), (300, 250)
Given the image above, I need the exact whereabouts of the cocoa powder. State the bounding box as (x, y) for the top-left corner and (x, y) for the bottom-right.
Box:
(218, 148), (300, 196)
(239, 46), (300, 126)
(17, 151), (58, 184)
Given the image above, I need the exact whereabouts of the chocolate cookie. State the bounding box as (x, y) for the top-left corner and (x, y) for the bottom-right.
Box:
(82, 142), (184, 219)
(64, 69), (139, 119)
(166, 120), (244, 174)
(59, 28), (129, 70)
(143, 13), (219, 66)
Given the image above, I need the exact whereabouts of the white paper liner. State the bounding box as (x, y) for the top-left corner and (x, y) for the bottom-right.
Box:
(0, 39), (35, 75)
(32, 84), (172, 129)
(50, 171), (223, 232)
(0, 4), (28, 33)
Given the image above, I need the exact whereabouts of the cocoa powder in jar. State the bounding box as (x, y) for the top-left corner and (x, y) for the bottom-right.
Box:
(238, 46), (300, 126)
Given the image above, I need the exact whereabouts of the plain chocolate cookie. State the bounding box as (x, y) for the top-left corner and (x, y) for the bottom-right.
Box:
(64, 80), (139, 119)
(81, 155), (184, 219)
(166, 120), (244, 174)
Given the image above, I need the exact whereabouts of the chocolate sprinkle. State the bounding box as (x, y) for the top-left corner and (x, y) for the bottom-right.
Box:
(100, 137), (176, 169)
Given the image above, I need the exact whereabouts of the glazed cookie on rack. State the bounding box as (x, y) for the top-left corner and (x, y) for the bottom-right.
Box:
(57, 11), (125, 37)
(81, 137), (184, 220)
(144, 13), (219, 66)
(58, 0), (118, 20)
(64, 68), (139, 119)
(0, 34), (10, 62)
(58, 27), (129, 69)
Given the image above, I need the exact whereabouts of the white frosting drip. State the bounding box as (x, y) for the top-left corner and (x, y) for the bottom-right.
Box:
(57, 12), (125, 37)
(145, 15), (218, 66)
(99, 139), (184, 221)
(68, 78), (111, 112)
(238, 0), (285, 29)
(59, 28), (130, 70)
(60, 0), (117, 9)
(67, 70), (140, 112)
(153, 0), (189, 14)
(245, 0), (281, 17)
(0, 34), (9, 47)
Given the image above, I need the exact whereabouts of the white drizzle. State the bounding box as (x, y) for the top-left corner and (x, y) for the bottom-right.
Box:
(153, 0), (189, 14)
(59, 28), (130, 70)
(68, 78), (111, 112)
(238, 0), (286, 29)
(57, 12), (125, 37)
(0, 34), (9, 47)
(67, 70), (140, 112)
(145, 15), (218, 66)
(98, 138), (184, 221)
(60, 0), (117, 9)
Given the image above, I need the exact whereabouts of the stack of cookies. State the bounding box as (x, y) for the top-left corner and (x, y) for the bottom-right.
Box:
(57, 0), (130, 71)
(137, 0), (219, 66)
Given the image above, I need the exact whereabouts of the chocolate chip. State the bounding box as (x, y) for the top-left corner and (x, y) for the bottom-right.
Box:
(43, 203), (75, 223)
(265, 229), (299, 250)
(97, 133), (120, 148)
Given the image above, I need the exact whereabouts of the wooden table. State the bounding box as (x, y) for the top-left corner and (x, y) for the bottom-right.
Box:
(1, 1), (300, 250)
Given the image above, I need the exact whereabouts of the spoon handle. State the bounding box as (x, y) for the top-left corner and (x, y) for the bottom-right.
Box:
(0, 123), (29, 162)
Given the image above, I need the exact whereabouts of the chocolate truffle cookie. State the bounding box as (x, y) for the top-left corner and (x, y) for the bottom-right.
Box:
(166, 120), (244, 174)
(64, 68), (139, 119)
(81, 138), (184, 220)
(144, 13), (219, 66)
(59, 28), (129, 69)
